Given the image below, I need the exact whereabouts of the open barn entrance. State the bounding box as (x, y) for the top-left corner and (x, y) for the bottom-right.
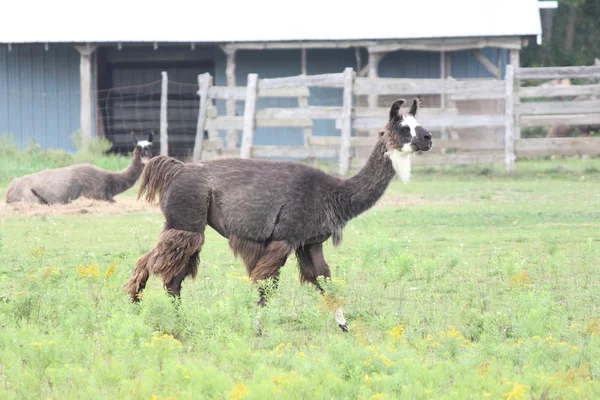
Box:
(95, 45), (215, 158)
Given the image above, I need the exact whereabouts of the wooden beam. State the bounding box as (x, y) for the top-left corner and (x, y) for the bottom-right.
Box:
(517, 100), (600, 115)
(222, 47), (238, 149)
(160, 71), (168, 156)
(259, 73), (345, 89)
(471, 49), (501, 79)
(75, 45), (97, 153)
(240, 73), (258, 159)
(504, 65), (515, 174)
(516, 65), (600, 80)
(520, 113), (600, 127)
(520, 84), (600, 98)
(192, 73), (212, 162)
(339, 67), (354, 176)
(370, 36), (522, 53)
(222, 41), (378, 52)
(367, 49), (383, 114)
(510, 49), (521, 139)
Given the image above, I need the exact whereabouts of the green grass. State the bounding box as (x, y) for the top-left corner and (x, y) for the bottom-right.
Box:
(1, 142), (600, 399)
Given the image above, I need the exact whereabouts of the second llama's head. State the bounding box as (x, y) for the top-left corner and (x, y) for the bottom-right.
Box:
(131, 131), (155, 162)
(379, 98), (433, 183)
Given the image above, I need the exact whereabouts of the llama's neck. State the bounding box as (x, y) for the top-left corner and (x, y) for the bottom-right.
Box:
(108, 150), (144, 196)
(341, 140), (396, 219)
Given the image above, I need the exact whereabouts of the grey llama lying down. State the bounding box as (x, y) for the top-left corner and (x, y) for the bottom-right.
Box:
(5, 132), (154, 205)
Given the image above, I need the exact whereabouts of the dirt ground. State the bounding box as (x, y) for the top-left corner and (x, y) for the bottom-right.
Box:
(0, 193), (453, 218)
(0, 197), (161, 217)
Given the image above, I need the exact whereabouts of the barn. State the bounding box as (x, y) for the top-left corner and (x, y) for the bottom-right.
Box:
(0, 0), (552, 157)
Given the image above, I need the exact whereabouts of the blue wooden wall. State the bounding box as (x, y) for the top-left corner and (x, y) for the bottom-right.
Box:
(0, 44), (82, 151)
(0, 44), (508, 152)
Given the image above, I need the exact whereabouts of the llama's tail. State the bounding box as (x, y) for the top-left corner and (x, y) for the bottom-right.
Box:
(137, 155), (185, 205)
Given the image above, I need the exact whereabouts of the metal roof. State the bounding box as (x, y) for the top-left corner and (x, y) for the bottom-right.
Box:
(1, 0), (549, 44)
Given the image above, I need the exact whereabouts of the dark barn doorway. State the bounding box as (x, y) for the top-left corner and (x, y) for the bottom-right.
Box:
(96, 45), (215, 158)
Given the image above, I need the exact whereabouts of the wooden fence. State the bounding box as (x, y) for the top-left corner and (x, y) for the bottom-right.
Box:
(186, 64), (600, 175)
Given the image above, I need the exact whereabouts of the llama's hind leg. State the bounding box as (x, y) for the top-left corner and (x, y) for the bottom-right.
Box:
(165, 251), (199, 299)
(296, 243), (348, 332)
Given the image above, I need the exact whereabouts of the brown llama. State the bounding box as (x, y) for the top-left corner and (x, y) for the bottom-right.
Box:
(5, 131), (154, 205)
(124, 99), (433, 332)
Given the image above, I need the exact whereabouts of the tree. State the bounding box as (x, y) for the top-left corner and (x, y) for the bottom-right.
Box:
(521, 0), (600, 67)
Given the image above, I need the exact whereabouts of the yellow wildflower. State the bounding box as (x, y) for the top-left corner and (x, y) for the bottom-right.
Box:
(105, 262), (117, 278)
(509, 270), (532, 288)
(77, 263), (101, 277)
(229, 382), (249, 400)
(389, 324), (405, 344)
(503, 383), (529, 400)
(584, 317), (599, 336)
(371, 394), (387, 399)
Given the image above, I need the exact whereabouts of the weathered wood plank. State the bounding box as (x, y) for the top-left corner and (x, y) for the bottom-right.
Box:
(517, 100), (600, 115)
(340, 67), (354, 176)
(160, 71), (169, 156)
(224, 49), (238, 149)
(192, 73), (212, 162)
(259, 73), (345, 89)
(208, 86), (311, 100)
(206, 117), (243, 131)
(504, 65), (515, 174)
(519, 84), (600, 99)
(516, 137), (600, 157)
(309, 136), (502, 151)
(353, 107), (459, 118)
(338, 115), (506, 130)
(354, 77), (504, 96)
(410, 152), (505, 166)
(251, 146), (339, 158)
(516, 66), (600, 80)
(520, 113), (600, 127)
(256, 118), (313, 128)
(256, 106), (343, 119)
(240, 73), (258, 159)
(206, 116), (313, 130)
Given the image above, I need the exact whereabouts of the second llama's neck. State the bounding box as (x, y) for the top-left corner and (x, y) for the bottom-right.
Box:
(341, 139), (397, 219)
(108, 149), (144, 196)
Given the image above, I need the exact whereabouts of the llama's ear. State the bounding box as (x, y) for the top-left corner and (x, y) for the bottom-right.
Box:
(148, 131), (155, 143)
(408, 98), (422, 117)
(389, 99), (405, 123)
(130, 131), (138, 145)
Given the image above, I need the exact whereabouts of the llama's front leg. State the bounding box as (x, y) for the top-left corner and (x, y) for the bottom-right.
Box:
(297, 243), (348, 332)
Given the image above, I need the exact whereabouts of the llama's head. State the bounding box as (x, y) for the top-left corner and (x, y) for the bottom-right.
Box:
(379, 98), (433, 183)
(131, 131), (155, 162)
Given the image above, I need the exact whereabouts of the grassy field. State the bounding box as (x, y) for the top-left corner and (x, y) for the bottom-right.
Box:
(1, 141), (600, 399)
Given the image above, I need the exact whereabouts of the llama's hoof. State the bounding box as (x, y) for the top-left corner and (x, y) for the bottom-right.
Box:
(339, 324), (349, 333)
(254, 319), (270, 337)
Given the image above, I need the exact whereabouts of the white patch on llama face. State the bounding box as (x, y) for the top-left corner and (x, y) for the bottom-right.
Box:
(400, 115), (420, 138)
(387, 149), (412, 183)
(334, 308), (347, 327)
(137, 140), (152, 148)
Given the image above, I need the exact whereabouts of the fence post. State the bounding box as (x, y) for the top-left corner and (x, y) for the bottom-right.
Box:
(160, 71), (169, 156)
(193, 73), (212, 162)
(504, 65), (516, 175)
(240, 73), (259, 159)
(339, 67), (355, 176)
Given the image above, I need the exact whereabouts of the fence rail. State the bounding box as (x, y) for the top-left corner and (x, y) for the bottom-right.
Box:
(186, 63), (600, 175)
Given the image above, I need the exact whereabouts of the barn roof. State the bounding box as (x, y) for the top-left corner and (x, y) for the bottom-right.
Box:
(1, 0), (550, 45)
